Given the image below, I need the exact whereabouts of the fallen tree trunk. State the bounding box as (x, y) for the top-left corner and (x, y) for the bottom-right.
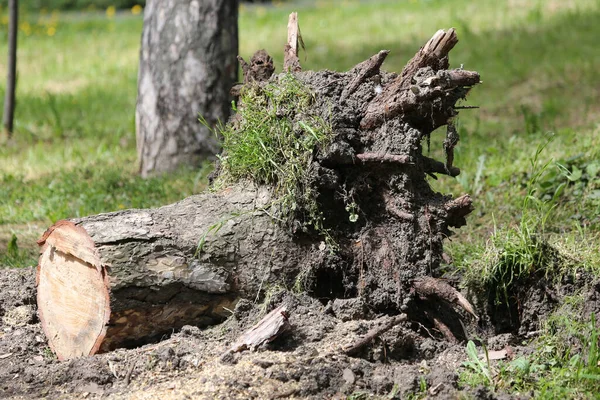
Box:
(36, 187), (307, 360)
(37, 16), (480, 360)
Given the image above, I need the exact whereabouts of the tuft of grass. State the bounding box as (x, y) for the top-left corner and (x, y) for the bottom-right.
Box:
(459, 139), (560, 291)
(213, 73), (333, 238)
(456, 136), (599, 305)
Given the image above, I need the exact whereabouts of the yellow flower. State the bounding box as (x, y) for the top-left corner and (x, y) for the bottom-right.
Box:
(20, 21), (32, 36)
(47, 26), (56, 36)
(106, 6), (116, 19)
(131, 5), (143, 15)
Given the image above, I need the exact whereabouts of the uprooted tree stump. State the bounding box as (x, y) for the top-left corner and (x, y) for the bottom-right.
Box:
(37, 14), (480, 360)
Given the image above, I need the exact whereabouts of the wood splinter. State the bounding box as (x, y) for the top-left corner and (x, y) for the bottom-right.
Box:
(284, 12), (302, 72)
(227, 304), (291, 354)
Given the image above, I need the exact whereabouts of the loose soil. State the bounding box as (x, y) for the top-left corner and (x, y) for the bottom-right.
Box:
(2, 266), (599, 399)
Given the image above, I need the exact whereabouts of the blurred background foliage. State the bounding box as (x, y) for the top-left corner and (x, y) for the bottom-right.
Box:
(20, 0), (276, 12)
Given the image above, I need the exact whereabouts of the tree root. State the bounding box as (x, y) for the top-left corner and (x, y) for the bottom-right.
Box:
(413, 277), (478, 320)
(341, 314), (407, 356)
(340, 50), (389, 102)
(425, 311), (458, 344)
(355, 152), (412, 165)
(382, 190), (414, 221)
(422, 155), (460, 177)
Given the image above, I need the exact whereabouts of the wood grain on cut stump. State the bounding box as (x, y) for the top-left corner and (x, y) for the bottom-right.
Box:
(37, 222), (110, 360)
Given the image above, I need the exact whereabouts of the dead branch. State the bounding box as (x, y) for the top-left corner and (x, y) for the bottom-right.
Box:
(340, 50), (389, 102)
(284, 12), (302, 72)
(342, 314), (407, 356)
(228, 304), (290, 354)
(413, 277), (478, 320)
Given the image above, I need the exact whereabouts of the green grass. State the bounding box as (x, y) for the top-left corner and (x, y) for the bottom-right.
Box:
(1, 0), (600, 393)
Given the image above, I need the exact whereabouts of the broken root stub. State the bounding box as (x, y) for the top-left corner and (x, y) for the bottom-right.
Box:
(342, 314), (408, 356)
(413, 277), (479, 320)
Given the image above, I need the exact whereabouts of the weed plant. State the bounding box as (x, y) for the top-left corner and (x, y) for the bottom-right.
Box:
(459, 136), (586, 307)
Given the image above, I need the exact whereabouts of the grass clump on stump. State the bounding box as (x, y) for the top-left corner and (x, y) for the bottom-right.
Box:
(213, 73), (333, 238)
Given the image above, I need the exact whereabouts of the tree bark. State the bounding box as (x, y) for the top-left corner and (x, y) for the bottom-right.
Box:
(2, 0), (17, 136)
(135, 0), (239, 177)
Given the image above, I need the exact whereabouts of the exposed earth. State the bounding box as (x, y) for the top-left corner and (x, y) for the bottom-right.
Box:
(2, 266), (599, 399)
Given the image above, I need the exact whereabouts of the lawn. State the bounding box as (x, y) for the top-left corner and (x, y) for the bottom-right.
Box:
(1, 0), (600, 396)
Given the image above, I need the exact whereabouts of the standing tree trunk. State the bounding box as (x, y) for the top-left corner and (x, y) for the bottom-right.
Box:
(136, 0), (239, 177)
(2, 0), (17, 137)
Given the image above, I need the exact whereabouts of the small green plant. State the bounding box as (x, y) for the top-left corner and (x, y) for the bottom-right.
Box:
(347, 392), (369, 400)
(42, 347), (56, 360)
(459, 295), (600, 398)
(461, 135), (574, 304)
(292, 265), (313, 294)
(461, 340), (493, 387)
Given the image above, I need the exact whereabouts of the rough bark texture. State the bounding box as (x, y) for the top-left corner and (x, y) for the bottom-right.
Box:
(2, 0), (17, 136)
(136, 0), (239, 177)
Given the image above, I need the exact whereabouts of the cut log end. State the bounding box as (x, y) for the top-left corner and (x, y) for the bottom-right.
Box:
(37, 222), (109, 361)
